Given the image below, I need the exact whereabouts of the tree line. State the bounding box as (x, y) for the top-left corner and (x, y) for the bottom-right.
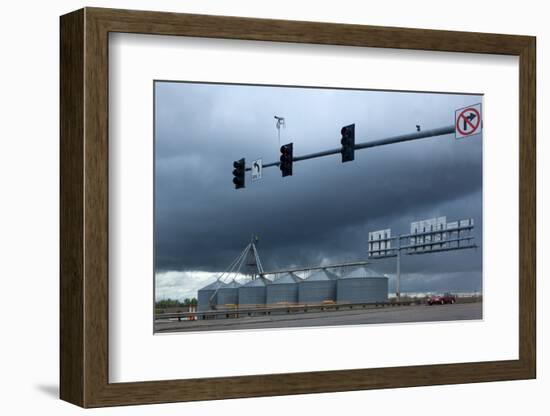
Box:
(155, 298), (197, 308)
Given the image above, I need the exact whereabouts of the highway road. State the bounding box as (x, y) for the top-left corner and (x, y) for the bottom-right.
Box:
(154, 302), (482, 333)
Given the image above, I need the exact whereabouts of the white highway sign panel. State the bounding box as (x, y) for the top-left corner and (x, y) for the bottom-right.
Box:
(251, 158), (262, 181)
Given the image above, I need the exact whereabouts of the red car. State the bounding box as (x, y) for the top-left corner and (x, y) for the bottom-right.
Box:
(427, 293), (456, 305)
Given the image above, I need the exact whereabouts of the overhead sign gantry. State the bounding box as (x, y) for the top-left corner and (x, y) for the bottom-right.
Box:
(368, 217), (477, 300)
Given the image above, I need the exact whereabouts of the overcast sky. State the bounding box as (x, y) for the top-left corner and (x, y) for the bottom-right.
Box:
(154, 81), (483, 300)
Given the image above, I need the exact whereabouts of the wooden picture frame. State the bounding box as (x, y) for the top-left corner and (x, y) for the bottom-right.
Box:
(60, 7), (536, 408)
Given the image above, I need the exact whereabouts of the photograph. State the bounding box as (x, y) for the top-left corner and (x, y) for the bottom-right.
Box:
(153, 81), (483, 333)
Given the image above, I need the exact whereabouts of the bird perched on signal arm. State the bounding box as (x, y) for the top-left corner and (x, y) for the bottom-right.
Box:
(416, 125), (421, 132)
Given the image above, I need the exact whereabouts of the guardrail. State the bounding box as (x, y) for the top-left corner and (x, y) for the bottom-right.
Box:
(155, 300), (423, 321)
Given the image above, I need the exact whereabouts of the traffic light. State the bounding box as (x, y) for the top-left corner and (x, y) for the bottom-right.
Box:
(279, 143), (293, 177)
(340, 124), (355, 162)
(232, 158), (245, 189)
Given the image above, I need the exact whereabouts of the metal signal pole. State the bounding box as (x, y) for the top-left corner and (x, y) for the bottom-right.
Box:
(243, 124), (455, 172)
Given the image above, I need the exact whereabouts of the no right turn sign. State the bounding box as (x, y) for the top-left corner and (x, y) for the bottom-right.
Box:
(455, 103), (482, 139)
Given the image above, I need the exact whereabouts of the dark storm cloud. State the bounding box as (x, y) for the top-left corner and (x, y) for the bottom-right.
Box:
(154, 82), (482, 292)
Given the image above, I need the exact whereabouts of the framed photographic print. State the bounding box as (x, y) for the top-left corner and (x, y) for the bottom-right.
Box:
(60, 7), (536, 408)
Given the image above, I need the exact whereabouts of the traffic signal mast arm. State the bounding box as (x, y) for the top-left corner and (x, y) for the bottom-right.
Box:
(243, 124), (456, 172)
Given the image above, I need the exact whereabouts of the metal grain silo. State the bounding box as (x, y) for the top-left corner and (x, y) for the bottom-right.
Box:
(336, 267), (388, 304)
(216, 280), (241, 308)
(238, 276), (271, 307)
(266, 272), (301, 305)
(298, 269), (337, 304)
(197, 280), (228, 311)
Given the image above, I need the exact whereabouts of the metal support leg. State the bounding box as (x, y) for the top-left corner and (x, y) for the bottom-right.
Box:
(396, 247), (401, 301)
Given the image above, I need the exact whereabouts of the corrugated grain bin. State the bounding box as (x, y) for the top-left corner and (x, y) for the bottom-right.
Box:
(197, 280), (228, 311)
(216, 280), (241, 308)
(238, 276), (271, 306)
(336, 267), (388, 304)
(298, 269), (337, 304)
(266, 272), (301, 305)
